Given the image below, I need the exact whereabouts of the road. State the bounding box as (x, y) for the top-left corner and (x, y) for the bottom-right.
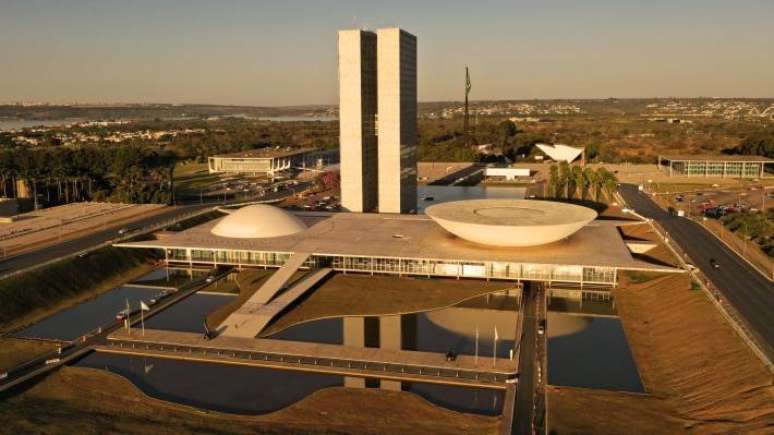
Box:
(0, 204), (212, 277)
(513, 284), (538, 434)
(620, 184), (774, 361)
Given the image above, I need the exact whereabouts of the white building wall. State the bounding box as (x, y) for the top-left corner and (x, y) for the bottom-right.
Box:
(338, 30), (378, 212)
(377, 28), (417, 214)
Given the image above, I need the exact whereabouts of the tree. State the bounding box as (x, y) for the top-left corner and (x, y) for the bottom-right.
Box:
(582, 167), (596, 201)
(548, 164), (559, 198)
(570, 165), (584, 200)
(558, 161), (571, 199)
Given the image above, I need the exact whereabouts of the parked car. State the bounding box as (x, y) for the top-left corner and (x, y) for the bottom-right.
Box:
(709, 258), (720, 269)
(117, 227), (130, 235)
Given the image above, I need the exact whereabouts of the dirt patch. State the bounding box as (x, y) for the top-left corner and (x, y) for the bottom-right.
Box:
(261, 273), (516, 336)
(0, 366), (498, 434)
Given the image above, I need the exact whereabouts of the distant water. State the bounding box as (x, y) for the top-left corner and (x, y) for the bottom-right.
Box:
(0, 118), (84, 131)
(257, 116), (336, 122)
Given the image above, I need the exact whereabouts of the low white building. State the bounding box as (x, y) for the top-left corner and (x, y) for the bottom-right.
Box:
(536, 143), (584, 163)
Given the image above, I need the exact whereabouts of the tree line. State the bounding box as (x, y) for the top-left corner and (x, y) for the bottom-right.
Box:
(546, 162), (618, 203)
(0, 145), (176, 205)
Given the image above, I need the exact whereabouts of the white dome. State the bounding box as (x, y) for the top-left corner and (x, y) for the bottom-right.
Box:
(211, 205), (307, 239)
(425, 199), (597, 247)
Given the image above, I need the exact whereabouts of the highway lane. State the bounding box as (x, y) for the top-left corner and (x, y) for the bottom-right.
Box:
(513, 284), (538, 435)
(0, 204), (212, 277)
(620, 184), (774, 361)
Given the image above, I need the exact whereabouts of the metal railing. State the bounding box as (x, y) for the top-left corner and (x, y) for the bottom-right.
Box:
(102, 339), (513, 385)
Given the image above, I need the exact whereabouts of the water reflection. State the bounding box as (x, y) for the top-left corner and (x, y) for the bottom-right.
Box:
(13, 286), (157, 341)
(547, 312), (643, 392)
(76, 352), (503, 416)
(130, 267), (208, 288)
(144, 292), (236, 333)
(76, 352), (341, 414)
(407, 382), (503, 416)
(267, 291), (520, 359)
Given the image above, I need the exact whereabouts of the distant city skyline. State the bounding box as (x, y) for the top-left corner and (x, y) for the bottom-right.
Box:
(2, 0), (773, 105)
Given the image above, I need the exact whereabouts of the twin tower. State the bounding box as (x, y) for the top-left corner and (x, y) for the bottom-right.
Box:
(338, 28), (417, 214)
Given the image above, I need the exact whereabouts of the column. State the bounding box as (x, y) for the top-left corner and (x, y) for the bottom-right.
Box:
(379, 315), (402, 391)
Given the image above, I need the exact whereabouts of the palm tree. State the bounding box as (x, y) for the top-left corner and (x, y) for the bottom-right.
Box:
(571, 165), (584, 200)
(597, 168), (619, 202)
(548, 164), (559, 198)
(558, 161), (571, 199)
(582, 167), (596, 201)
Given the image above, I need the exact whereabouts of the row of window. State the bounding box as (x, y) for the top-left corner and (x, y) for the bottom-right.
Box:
(166, 248), (617, 284)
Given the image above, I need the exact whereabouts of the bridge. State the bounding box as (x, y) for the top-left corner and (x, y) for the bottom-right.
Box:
(102, 328), (517, 388)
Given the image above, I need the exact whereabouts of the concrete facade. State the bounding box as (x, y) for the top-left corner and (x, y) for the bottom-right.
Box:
(377, 28), (418, 214)
(338, 30), (379, 212)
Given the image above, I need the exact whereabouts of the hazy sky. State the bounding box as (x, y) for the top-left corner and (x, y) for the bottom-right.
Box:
(1, 0), (773, 105)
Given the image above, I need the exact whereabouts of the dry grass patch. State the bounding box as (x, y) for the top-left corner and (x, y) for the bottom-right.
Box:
(614, 274), (774, 433)
(262, 273), (515, 336)
(547, 386), (685, 435)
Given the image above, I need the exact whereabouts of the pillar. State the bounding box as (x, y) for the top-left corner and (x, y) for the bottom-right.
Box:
(343, 317), (366, 388)
(379, 315), (402, 391)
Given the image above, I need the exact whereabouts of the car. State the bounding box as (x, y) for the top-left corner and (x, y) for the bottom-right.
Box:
(117, 227), (130, 235)
(709, 258), (720, 269)
(205, 275), (215, 283)
(505, 376), (518, 384)
(0, 372), (7, 380)
(115, 309), (130, 320)
(537, 325), (545, 335)
(445, 350), (457, 361)
(45, 358), (61, 365)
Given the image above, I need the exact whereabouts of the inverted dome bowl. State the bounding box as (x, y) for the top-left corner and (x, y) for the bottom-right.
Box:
(211, 204), (307, 239)
(425, 199), (597, 247)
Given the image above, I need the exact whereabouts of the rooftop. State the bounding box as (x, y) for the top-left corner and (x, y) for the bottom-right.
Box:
(211, 147), (314, 160)
(425, 199), (597, 247)
(118, 209), (673, 271)
(660, 154), (774, 162)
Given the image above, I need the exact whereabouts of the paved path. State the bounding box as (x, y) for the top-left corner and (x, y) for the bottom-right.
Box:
(513, 284), (539, 434)
(620, 184), (774, 362)
(104, 328), (518, 386)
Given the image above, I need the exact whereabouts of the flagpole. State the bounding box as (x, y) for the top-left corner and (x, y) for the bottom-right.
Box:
(141, 304), (145, 337)
(493, 325), (498, 368)
(126, 298), (131, 336)
(475, 325), (479, 365)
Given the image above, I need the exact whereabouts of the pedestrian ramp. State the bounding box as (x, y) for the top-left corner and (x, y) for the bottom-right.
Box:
(219, 252), (331, 338)
(252, 252), (311, 304)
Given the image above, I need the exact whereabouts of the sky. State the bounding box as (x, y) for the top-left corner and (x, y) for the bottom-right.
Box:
(1, 0), (773, 105)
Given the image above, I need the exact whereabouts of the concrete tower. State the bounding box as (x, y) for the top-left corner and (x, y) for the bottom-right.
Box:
(338, 30), (378, 212)
(377, 28), (417, 214)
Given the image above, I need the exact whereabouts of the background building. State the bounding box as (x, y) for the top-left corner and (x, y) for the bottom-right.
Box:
(377, 28), (418, 214)
(338, 30), (379, 212)
(208, 147), (312, 177)
(657, 154), (773, 178)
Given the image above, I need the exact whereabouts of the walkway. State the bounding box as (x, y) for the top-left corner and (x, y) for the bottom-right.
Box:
(103, 328), (517, 388)
(222, 267), (332, 337)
